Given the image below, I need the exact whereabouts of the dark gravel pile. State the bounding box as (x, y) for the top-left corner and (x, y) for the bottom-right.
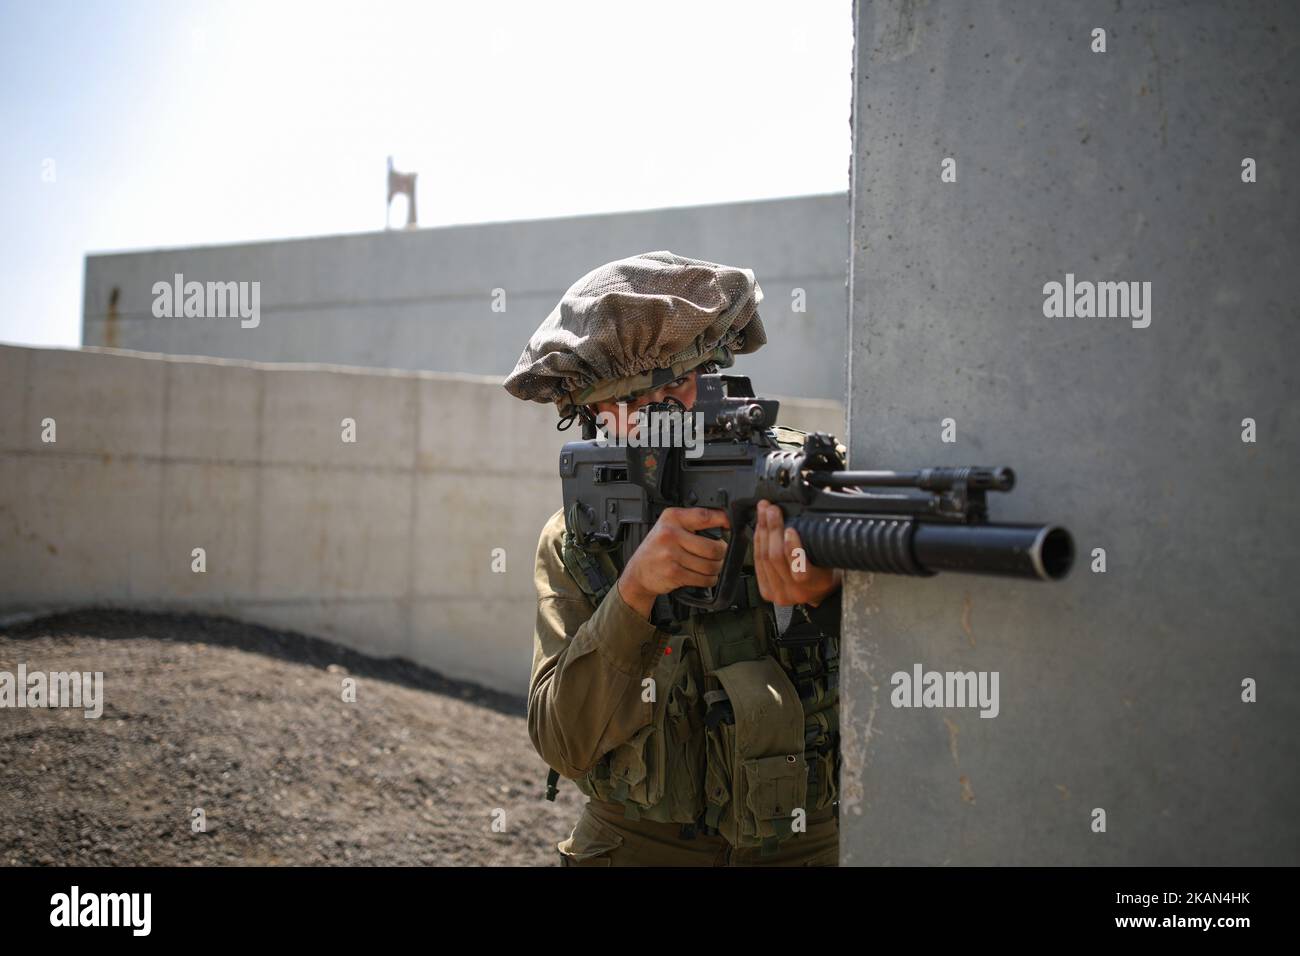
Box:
(0, 609), (582, 866)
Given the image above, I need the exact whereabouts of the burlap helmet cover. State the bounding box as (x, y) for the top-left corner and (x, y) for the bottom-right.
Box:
(503, 250), (767, 414)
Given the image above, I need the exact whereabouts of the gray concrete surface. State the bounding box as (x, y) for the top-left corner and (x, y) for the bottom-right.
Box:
(840, 0), (1300, 865)
(81, 194), (849, 401)
(0, 343), (843, 696)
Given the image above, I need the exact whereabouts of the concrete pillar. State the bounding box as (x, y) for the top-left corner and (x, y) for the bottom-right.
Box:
(842, 0), (1298, 864)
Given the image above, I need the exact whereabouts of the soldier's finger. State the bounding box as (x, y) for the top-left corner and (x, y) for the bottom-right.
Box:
(760, 504), (801, 596)
(764, 502), (789, 571)
(672, 562), (720, 589)
(673, 549), (724, 578)
(753, 505), (777, 601)
(674, 507), (731, 532)
(784, 527), (809, 581)
(673, 527), (729, 561)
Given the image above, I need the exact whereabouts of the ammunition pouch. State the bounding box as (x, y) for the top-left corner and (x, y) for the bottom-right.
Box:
(560, 526), (839, 849)
(701, 656), (808, 855)
(575, 630), (706, 823)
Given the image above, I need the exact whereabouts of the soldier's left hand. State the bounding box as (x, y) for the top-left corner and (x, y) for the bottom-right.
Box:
(752, 500), (843, 607)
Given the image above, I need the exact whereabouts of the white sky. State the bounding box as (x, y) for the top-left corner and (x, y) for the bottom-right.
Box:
(0, 0), (853, 348)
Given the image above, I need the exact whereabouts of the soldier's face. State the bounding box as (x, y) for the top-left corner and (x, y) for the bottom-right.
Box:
(589, 369), (698, 439)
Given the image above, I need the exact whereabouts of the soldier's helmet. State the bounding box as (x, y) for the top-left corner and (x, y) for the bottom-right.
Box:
(503, 250), (767, 428)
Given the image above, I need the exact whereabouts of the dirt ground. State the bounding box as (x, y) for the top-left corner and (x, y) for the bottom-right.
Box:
(0, 609), (585, 866)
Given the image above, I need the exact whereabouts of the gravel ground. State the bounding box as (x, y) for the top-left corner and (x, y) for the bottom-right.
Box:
(0, 609), (584, 866)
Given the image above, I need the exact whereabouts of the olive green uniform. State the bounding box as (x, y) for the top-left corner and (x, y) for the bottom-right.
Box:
(506, 251), (837, 866)
(530, 432), (842, 867)
(562, 795), (838, 867)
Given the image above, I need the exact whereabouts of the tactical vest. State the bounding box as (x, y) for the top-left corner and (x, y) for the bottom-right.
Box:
(547, 428), (841, 857)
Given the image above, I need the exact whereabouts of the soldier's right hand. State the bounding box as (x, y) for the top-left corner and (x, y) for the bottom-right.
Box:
(616, 507), (731, 619)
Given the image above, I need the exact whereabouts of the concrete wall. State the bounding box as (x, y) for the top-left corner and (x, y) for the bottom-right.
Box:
(840, 1), (1299, 864)
(0, 343), (843, 696)
(81, 194), (849, 402)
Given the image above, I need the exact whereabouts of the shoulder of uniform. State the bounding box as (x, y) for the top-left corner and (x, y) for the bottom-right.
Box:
(542, 506), (566, 536)
(538, 507), (567, 549)
(536, 506), (598, 605)
(536, 507), (573, 587)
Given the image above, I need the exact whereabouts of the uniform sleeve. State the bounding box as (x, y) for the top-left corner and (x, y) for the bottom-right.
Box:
(527, 509), (663, 780)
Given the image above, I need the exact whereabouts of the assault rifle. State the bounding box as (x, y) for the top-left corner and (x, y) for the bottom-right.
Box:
(559, 374), (1074, 619)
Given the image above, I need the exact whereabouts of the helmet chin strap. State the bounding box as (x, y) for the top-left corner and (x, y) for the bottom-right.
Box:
(561, 363), (715, 439)
(578, 405), (599, 440)
(555, 404), (600, 439)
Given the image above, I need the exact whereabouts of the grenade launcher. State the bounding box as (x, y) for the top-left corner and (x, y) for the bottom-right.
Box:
(559, 373), (1074, 617)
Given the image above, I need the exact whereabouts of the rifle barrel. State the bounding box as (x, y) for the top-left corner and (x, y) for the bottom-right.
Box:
(805, 467), (1015, 492)
(787, 513), (1073, 581)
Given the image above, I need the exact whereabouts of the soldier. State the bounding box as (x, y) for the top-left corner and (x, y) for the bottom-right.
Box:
(504, 250), (842, 866)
